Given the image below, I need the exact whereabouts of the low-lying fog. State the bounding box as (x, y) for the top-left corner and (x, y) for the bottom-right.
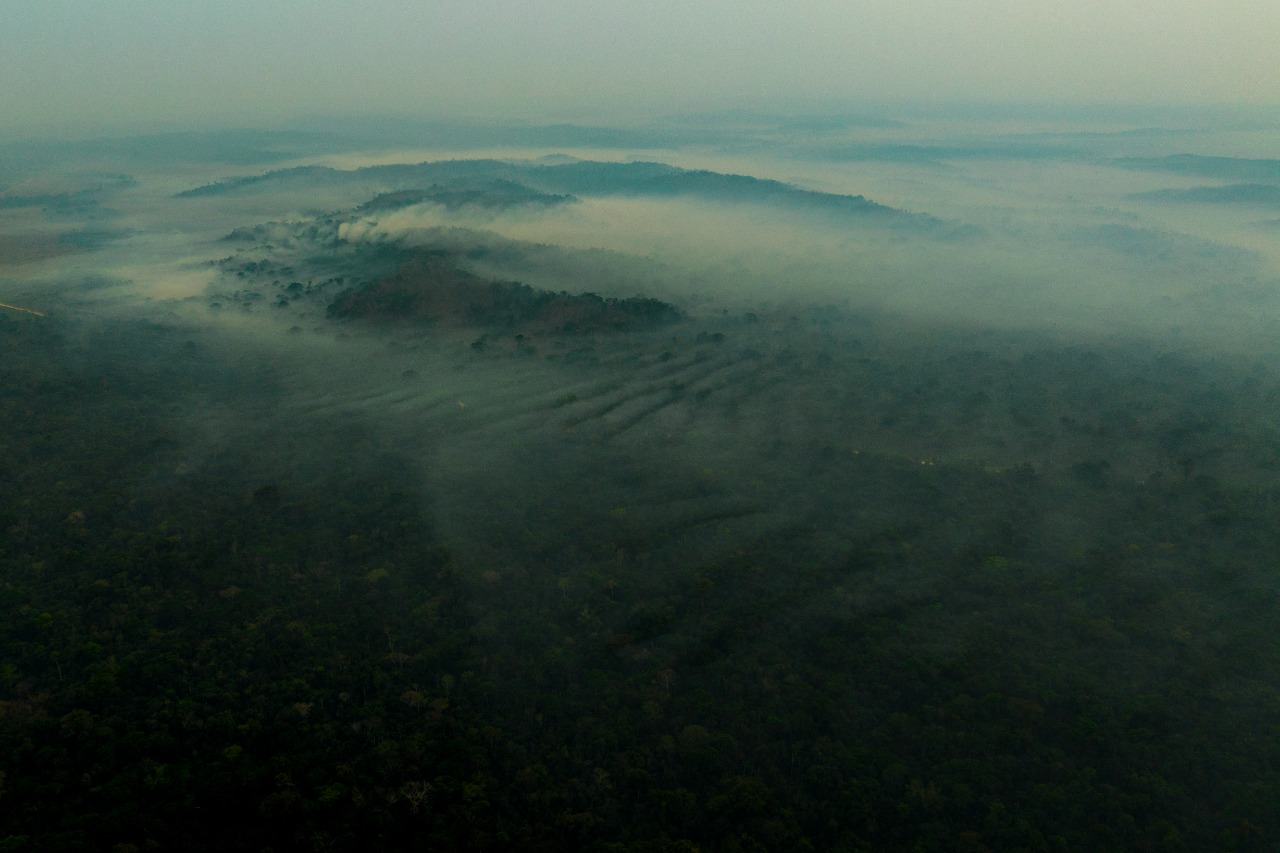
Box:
(3, 112), (1279, 538)
(7, 109), (1280, 847)
(6, 113), (1277, 347)
(2, 114), (1276, 587)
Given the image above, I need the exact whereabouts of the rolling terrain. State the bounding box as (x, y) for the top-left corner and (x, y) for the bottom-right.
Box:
(3, 116), (1280, 850)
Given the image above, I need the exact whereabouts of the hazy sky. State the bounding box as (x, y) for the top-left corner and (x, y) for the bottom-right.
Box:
(3, 0), (1278, 135)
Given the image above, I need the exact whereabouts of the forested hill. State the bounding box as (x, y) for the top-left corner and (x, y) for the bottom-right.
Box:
(327, 253), (683, 333)
(176, 159), (967, 235)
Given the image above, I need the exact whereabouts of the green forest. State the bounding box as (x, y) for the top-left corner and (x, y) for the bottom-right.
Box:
(4, 289), (1280, 851)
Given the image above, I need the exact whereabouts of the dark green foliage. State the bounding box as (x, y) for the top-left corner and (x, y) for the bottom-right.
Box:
(356, 181), (575, 214)
(327, 253), (682, 334)
(3, 308), (1280, 851)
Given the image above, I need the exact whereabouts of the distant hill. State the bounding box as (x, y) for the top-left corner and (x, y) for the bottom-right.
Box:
(1114, 154), (1280, 183)
(524, 161), (893, 214)
(1129, 183), (1280, 207)
(176, 158), (970, 235)
(176, 165), (349, 197)
(812, 141), (1084, 165)
(355, 181), (575, 213)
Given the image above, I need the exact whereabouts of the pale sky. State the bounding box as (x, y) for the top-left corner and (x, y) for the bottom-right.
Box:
(3, 0), (1278, 134)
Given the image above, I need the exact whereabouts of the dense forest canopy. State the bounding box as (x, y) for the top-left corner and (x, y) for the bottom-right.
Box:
(3, 112), (1280, 851)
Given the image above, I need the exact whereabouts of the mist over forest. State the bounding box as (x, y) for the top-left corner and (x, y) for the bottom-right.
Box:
(4, 107), (1280, 851)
